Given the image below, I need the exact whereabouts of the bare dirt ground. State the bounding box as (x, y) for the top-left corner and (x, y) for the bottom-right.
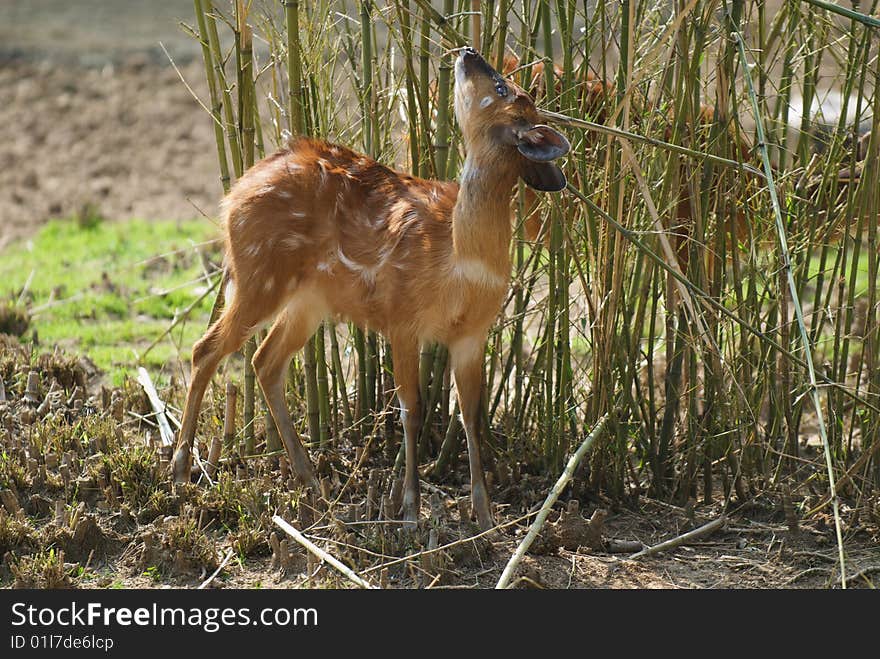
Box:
(0, 1), (221, 251)
(1, 2), (878, 589)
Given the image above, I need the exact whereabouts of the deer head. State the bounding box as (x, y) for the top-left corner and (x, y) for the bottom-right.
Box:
(453, 47), (571, 192)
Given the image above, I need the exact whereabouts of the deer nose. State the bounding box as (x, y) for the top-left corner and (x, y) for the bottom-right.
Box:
(459, 47), (493, 76)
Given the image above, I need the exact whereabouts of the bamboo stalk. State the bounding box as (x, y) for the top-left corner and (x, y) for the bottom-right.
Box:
(733, 26), (847, 589)
(628, 516), (727, 560)
(496, 413), (610, 588)
(223, 382), (237, 455)
(273, 516), (375, 588)
(315, 323), (331, 446)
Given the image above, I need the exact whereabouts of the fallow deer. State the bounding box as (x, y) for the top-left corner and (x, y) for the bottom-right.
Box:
(171, 48), (571, 530)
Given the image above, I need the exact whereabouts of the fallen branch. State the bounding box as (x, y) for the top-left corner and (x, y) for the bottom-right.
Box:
(628, 516), (727, 560)
(496, 413), (610, 589)
(136, 367), (175, 448)
(198, 548), (234, 589)
(272, 515), (374, 589)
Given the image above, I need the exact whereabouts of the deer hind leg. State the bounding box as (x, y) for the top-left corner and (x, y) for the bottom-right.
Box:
(390, 338), (422, 528)
(172, 299), (263, 483)
(449, 335), (495, 531)
(252, 294), (324, 494)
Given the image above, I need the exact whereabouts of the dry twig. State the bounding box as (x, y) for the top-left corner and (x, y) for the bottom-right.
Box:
(628, 516), (727, 560)
(272, 515), (374, 589)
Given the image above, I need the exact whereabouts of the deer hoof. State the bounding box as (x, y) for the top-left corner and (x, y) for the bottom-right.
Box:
(471, 485), (495, 532)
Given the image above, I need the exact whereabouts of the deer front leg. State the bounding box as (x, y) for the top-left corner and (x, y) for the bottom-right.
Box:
(391, 338), (422, 528)
(449, 336), (495, 531)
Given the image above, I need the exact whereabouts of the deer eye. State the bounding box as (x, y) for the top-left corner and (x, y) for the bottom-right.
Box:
(495, 82), (509, 97)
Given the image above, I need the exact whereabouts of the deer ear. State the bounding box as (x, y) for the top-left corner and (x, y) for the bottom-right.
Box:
(520, 161), (567, 192)
(516, 125), (570, 162)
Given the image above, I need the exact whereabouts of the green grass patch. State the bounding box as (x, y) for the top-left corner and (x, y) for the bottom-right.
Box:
(0, 218), (221, 385)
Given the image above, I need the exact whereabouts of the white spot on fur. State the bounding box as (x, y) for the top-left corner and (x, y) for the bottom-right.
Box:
(290, 210), (307, 219)
(224, 279), (236, 305)
(317, 250), (339, 274)
(479, 95), (494, 109)
(337, 247), (387, 285)
(277, 190), (292, 199)
(282, 235), (309, 251)
(317, 158), (329, 185)
(256, 185), (275, 195)
(264, 277), (275, 292)
(335, 191), (349, 216)
(453, 257), (507, 288)
(389, 199), (410, 221)
(244, 243), (262, 258)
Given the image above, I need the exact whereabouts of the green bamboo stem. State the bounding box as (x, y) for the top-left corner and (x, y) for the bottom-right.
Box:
(285, 0), (305, 136)
(366, 331), (379, 414)
(243, 337), (256, 455)
(354, 328), (368, 436)
(434, 0), (455, 179)
(734, 26), (846, 588)
(193, 0), (231, 193)
(207, 1), (243, 179)
(329, 327), (354, 430)
(315, 323), (331, 447)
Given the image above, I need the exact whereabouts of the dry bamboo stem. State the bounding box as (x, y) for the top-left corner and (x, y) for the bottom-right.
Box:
(496, 413), (610, 589)
(223, 382), (237, 454)
(272, 515), (375, 589)
(627, 516), (726, 560)
(136, 367), (174, 448)
(198, 548), (234, 589)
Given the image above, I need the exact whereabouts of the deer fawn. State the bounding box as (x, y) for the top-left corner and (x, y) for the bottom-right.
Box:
(171, 48), (570, 530)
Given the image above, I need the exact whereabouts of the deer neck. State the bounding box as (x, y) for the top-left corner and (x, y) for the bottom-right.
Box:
(451, 151), (518, 273)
